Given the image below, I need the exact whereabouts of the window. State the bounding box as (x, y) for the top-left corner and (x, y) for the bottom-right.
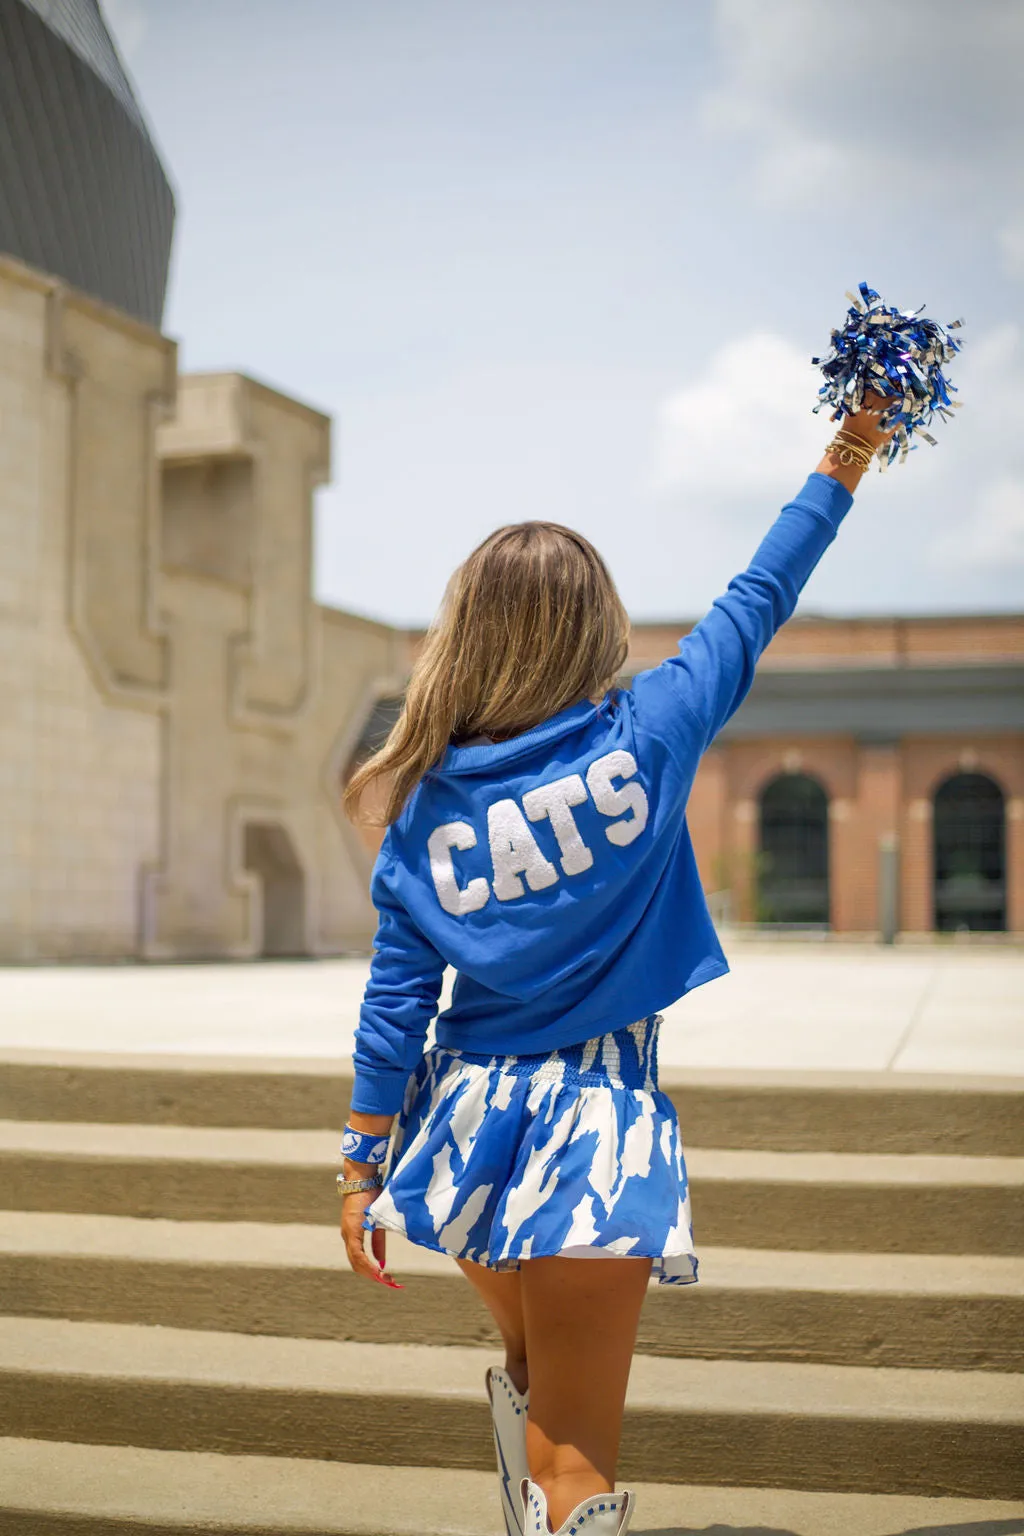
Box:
(758, 773), (830, 926)
(933, 773), (1006, 932)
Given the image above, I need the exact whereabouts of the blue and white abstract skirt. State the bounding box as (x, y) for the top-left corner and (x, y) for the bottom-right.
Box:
(365, 1013), (698, 1286)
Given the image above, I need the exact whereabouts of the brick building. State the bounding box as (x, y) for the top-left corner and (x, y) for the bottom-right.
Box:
(629, 613), (1023, 937)
(353, 613), (1023, 939)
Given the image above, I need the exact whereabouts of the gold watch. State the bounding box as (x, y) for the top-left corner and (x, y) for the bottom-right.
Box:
(337, 1172), (384, 1196)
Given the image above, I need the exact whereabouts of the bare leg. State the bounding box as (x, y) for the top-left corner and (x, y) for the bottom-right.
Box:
(456, 1256), (529, 1395)
(520, 1255), (651, 1530)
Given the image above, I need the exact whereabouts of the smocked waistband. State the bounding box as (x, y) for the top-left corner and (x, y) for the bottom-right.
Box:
(434, 1013), (662, 1091)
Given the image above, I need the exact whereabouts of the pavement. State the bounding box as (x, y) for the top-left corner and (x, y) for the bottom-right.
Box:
(2, 938), (1022, 1531)
(0, 933), (1021, 1076)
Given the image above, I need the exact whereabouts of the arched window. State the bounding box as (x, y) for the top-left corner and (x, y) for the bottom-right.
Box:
(757, 773), (830, 925)
(933, 773), (1006, 932)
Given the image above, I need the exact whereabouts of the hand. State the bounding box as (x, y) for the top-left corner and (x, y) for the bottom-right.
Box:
(340, 1184), (403, 1288)
(817, 387), (899, 491)
(843, 387), (898, 450)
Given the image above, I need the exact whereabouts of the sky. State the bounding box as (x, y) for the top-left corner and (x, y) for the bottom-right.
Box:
(105, 0), (1024, 626)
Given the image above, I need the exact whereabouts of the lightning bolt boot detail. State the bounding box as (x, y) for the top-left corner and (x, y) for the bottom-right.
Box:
(486, 1366), (530, 1536)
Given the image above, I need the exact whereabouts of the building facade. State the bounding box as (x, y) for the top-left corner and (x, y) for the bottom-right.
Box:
(0, 1), (412, 962)
(0, 254), (409, 961)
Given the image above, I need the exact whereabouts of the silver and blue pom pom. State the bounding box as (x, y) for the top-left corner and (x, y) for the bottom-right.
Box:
(813, 282), (964, 466)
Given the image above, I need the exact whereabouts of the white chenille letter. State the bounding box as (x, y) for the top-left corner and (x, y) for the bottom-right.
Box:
(522, 773), (594, 876)
(487, 798), (559, 901)
(427, 821), (490, 916)
(586, 750), (649, 847)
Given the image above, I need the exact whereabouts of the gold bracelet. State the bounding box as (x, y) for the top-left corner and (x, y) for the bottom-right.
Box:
(834, 428), (876, 455)
(826, 431), (876, 470)
(833, 427), (876, 454)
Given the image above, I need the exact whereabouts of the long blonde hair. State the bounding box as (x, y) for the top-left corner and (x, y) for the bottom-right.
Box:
(345, 520), (630, 826)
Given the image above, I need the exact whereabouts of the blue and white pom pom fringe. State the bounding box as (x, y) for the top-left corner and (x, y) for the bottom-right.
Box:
(813, 281), (963, 467)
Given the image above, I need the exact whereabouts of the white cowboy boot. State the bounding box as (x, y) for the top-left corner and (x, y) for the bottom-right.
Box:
(520, 1478), (633, 1535)
(485, 1366), (530, 1536)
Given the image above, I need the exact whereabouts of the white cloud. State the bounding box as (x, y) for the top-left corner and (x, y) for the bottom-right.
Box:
(922, 322), (1024, 578)
(651, 332), (825, 505)
(702, 0), (1024, 274)
(648, 319), (1024, 608)
(931, 477), (1024, 571)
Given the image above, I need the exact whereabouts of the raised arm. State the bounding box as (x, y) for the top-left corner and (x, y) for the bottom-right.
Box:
(632, 397), (894, 753)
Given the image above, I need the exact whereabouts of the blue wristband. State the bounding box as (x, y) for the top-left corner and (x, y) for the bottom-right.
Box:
(341, 1126), (390, 1165)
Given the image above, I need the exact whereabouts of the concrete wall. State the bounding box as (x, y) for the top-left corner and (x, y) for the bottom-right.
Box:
(0, 257), (407, 961)
(0, 258), (166, 959)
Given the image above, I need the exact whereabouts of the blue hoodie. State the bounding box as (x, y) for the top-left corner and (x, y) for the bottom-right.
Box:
(351, 471), (853, 1114)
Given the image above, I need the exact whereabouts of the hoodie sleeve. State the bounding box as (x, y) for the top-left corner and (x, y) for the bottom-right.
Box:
(631, 472), (853, 752)
(350, 844), (446, 1116)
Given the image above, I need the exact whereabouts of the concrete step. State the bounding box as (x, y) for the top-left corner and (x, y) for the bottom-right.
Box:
(2, 1211), (1022, 1372)
(2, 1118), (1022, 1254)
(1, 1318), (1022, 1499)
(3, 1047), (1022, 1154)
(2, 1438), (1023, 1536)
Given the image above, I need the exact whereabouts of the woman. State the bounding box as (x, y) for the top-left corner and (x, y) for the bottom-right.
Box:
(338, 396), (893, 1535)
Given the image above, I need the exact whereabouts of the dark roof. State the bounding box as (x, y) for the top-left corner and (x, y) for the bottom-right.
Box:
(713, 664), (1024, 740)
(345, 664), (1024, 771)
(0, 0), (175, 326)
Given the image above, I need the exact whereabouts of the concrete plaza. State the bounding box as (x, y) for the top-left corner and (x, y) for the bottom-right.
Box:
(1, 934), (1021, 1078)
